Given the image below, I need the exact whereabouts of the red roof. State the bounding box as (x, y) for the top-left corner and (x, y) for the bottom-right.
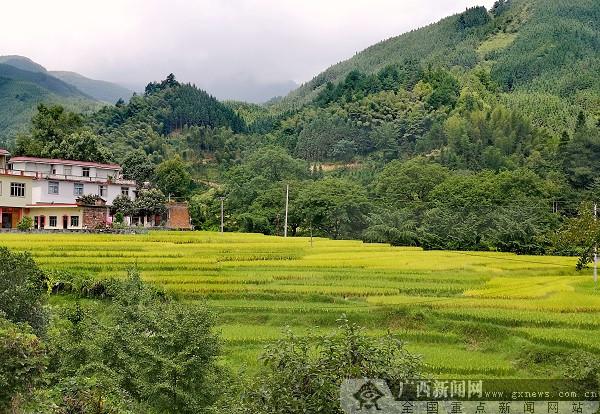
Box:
(0, 149), (9, 155)
(8, 156), (120, 170)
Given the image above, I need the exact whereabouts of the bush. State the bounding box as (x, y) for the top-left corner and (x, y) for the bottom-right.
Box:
(114, 212), (124, 224)
(48, 269), (221, 413)
(17, 216), (33, 231)
(0, 316), (47, 410)
(0, 247), (48, 334)
(76, 194), (102, 206)
(226, 317), (423, 414)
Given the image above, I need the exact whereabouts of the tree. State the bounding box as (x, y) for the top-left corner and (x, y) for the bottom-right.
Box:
(229, 318), (423, 414)
(555, 202), (600, 269)
(296, 178), (371, 239)
(240, 146), (309, 183)
(331, 139), (357, 162)
(363, 209), (419, 246)
(14, 105), (110, 162)
(0, 248), (48, 334)
(111, 194), (134, 217)
(375, 159), (449, 204)
(121, 151), (156, 185)
(134, 188), (168, 218)
(423, 69), (460, 110)
(295, 113), (368, 162)
(30, 104), (83, 144)
(155, 156), (193, 198)
(189, 189), (221, 230)
(371, 122), (400, 161)
(54, 130), (111, 163)
(560, 113), (600, 189)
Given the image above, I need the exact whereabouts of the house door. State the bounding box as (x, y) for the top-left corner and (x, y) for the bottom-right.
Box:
(2, 213), (12, 228)
(62, 216), (68, 229)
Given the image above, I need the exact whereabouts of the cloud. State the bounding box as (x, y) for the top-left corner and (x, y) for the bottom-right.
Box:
(0, 0), (495, 101)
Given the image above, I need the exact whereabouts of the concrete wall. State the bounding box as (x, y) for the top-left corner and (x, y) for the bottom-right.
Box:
(32, 180), (135, 205)
(10, 161), (120, 179)
(26, 207), (83, 230)
(0, 174), (33, 207)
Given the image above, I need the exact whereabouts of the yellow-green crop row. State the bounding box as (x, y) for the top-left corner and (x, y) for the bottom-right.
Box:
(0, 230), (597, 378)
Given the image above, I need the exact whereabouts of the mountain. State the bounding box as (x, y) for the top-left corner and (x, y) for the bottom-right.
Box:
(0, 55), (134, 143)
(50, 71), (133, 104)
(0, 63), (89, 98)
(279, 0), (600, 135)
(0, 62), (101, 143)
(0, 56), (132, 103)
(0, 55), (47, 73)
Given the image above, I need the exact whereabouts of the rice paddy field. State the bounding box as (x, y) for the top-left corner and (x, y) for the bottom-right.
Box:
(2, 231), (598, 378)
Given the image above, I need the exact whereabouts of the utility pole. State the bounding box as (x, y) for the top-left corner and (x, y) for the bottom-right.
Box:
(595, 203), (598, 287)
(284, 184), (289, 238)
(219, 197), (225, 234)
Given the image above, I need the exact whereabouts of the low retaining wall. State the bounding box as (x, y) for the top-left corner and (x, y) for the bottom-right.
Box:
(0, 226), (195, 234)
(0, 228), (150, 234)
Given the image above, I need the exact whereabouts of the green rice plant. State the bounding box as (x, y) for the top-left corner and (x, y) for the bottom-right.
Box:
(0, 230), (596, 379)
(515, 327), (600, 353)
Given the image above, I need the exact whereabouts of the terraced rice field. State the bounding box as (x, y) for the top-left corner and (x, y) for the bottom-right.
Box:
(1, 231), (597, 378)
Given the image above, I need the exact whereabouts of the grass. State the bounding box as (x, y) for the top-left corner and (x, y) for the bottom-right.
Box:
(478, 32), (518, 58)
(1, 231), (598, 378)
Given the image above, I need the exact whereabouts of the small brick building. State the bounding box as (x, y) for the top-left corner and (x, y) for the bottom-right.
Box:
(79, 197), (109, 229)
(166, 202), (192, 230)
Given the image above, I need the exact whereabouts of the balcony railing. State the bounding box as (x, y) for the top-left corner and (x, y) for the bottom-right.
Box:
(0, 169), (135, 186)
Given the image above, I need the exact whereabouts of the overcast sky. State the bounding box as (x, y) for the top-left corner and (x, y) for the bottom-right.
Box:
(1, 0), (495, 102)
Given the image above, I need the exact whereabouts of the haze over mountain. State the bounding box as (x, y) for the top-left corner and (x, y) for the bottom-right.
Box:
(0, 0), (494, 104)
(49, 71), (133, 104)
(0, 55), (134, 142)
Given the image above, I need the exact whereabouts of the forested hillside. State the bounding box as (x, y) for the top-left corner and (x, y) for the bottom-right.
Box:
(280, 0), (600, 137)
(5, 0), (600, 256)
(0, 55), (132, 142)
(0, 62), (100, 145)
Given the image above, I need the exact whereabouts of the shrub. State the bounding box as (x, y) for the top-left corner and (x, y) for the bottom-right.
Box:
(76, 194), (102, 206)
(0, 247), (48, 334)
(227, 317), (423, 414)
(0, 316), (47, 410)
(16, 216), (33, 231)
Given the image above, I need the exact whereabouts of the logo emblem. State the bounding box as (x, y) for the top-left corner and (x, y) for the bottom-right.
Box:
(353, 380), (385, 410)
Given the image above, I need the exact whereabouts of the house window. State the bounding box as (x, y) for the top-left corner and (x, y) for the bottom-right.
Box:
(64, 166), (72, 176)
(49, 216), (57, 227)
(121, 187), (129, 196)
(70, 216), (79, 227)
(74, 183), (84, 196)
(10, 182), (25, 197)
(51, 166), (57, 174)
(34, 216), (39, 228)
(98, 185), (107, 197)
(82, 167), (90, 177)
(48, 181), (59, 195)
